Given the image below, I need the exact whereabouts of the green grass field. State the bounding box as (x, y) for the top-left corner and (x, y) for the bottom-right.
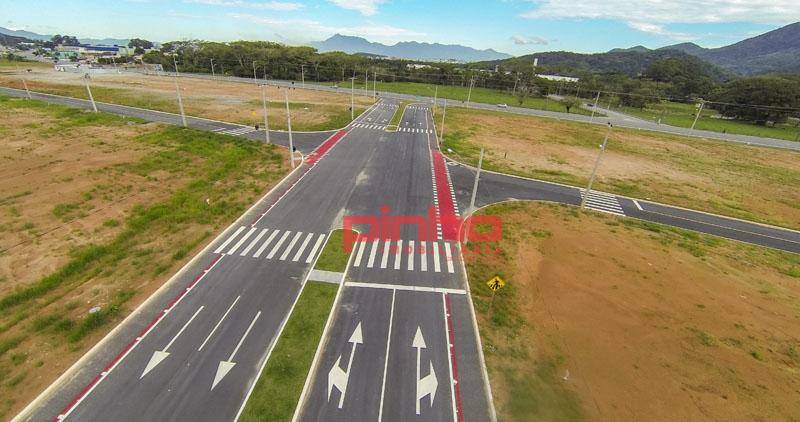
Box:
(324, 80), (594, 116)
(387, 101), (410, 129)
(313, 229), (353, 273)
(619, 101), (800, 141)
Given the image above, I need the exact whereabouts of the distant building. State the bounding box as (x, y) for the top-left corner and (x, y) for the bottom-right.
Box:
(535, 74), (579, 83)
(55, 44), (134, 59)
(406, 63), (433, 70)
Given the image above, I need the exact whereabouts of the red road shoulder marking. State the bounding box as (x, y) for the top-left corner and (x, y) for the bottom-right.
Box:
(431, 150), (458, 240)
(444, 293), (465, 422)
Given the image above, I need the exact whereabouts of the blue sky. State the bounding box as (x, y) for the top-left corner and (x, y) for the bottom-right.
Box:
(2, 0), (798, 54)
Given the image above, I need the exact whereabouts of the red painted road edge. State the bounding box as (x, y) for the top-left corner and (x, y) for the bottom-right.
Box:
(445, 293), (465, 422)
(431, 149), (458, 240)
(250, 129), (349, 226)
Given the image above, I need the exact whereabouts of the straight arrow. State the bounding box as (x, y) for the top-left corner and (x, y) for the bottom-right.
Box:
(211, 311), (260, 390)
(140, 306), (203, 379)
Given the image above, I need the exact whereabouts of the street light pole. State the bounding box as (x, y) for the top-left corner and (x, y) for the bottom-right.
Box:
(261, 84), (270, 144)
(580, 123), (613, 210)
(253, 61), (258, 84)
(210, 58), (216, 80)
(372, 71), (376, 99)
(469, 148), (484, 213)
(590, 90), (601, 123)
(691, 100), (705, 131)
(285, 89), (295, 169)
(350, 76), (355, 121)
(440, 98), (447, 145)
(172, 56), (187, 127)
(300, 65), (305, 87)
(83, 74), (98, 113)
(466, 76), (474, 107)
(364, 69), (368, 96)
(432, 85), (438, 117)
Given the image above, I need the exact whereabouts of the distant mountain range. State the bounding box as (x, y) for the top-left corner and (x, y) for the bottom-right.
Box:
(310, 34), (512, 62)
(0, 27), (129, 46)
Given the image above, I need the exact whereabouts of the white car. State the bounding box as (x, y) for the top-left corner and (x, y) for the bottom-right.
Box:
(497, 103), (508, 108)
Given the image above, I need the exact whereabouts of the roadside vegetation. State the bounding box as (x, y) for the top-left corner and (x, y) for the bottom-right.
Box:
(386, 101), (410, 130)
(0, 95), (289, 419)
(466, 201), (800, 421)
(441, 106), (800, 230)
(240, 229), (353, 420)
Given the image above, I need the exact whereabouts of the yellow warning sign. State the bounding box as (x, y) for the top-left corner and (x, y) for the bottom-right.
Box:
(486, 276), (505, 292)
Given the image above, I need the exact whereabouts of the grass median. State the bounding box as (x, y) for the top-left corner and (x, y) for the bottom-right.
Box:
(386, 101), (410, 130)
(239, 229), (352, 421)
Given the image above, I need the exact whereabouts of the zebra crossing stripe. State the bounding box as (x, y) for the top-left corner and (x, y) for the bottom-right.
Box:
(292, 233), (314, 262)
(253, 229), (278, 258)
(394, 240), (403, 270)
(305, 234), (326, 264)
(215, 226), (245, 254)
(353, 239), (367, 267)
(420, 241), (428, 272)
(280, 231), (303, 260)
(366, 239), (379, 268)
(380, 239), (391, 269)
(444, 242), (455, 274)
(407, 240), (414, 271)
(227, 227), (257, 255)
(241, 228), (268, 256)
(432, 242), (441, 273)
(267, 231), (291, 259)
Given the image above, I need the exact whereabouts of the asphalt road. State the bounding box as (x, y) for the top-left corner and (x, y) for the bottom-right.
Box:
(12, 87), (799, 422)
(136, 70), (800, 152)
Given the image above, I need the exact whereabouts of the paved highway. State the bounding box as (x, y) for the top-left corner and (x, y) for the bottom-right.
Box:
(10, 87), (799, 422)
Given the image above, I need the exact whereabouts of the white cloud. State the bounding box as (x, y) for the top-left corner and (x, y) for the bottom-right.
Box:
(229, 13), (424, 41)
(521, 0), (800, 39)
(327, 0), (386, 16)
(187, 0), (304, 11)
(511, 35), (549, 45)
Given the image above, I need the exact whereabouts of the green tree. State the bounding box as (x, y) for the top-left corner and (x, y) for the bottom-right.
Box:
(560, 96), (581, 113)
(713, 76), (800, 124)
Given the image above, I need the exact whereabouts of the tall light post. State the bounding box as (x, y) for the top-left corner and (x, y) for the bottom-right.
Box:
(691, 100), (705, 131)
(432, 85), (438, 117)
(261, 84), (270, 144)
(580, 123), (613, 210)
(300, 64), (305, 87)
(350, 76), (355, 121)
(252, 61), (258, 84)
(173, 56), (187, 127)
(440, 98), (447, 144)
(372, 70), (377, 99)
(590, 90), (601, 123)
(210, 58), (216, 80)
(83, 73), (98, 113)
(466, 76), (474, 107)
(285, 89), (295, 169)
(364, 69), (368, 96)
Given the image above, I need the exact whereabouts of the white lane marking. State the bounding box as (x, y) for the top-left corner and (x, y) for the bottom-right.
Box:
(280, 231), (304, 260)
(253, 229), (278, 258)
(366, 239), (379, 268)
(267, 230), (292, 259)
(345, 282), (466, 295)
(306, 233), (327, 264)
(443, 242), (455, 274)
(377, 289), (397, 421)
(353, 240), (366, 267)
(420, 241), (428, 272)
(241, 228), (267, 256)
(394, 240), (403, 270)
(140, 305), (204, 379)
(432, 242), (441, 273)
(380, 239), (391, 269)
(293, 232), (314, 262)
(198, 296), (241, 351)
(214, 226), (245, 253)
(212, 311), (261, 390)
(633, 199), (643, 211)
(407, 240), (415, 271)
(327, 323), (363, 409)
(227, 226), (256, 255)
(442, 294), (458, 422)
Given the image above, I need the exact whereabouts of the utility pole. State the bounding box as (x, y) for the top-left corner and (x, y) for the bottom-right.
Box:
(364, 69), (368, 96)
(350, 76), (355, 121)
(253, 61), (258, 84)
(300, 65), (305, 87)
(18, 66), (31, 99)
(261, 84), (270, 144)
(210, 58), (216, 80)
(590, 90), (601, 123)
(512, 76), (518, 95)
(83, 74), (98, 113)
(432, 85), (438, 117)
(173, 56), (187, 127)
(580, 123), (613, 210)
(372, 71), (376, 99)
(469, 148), (484, 212)
(440, 98), (447, 144)
(466, 76), (474, 107)
(691, 100), (705, 131)
(285, 90), (295, 169)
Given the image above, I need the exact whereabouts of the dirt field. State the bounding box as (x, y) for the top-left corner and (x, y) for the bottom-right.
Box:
(465, 202), (800, 421)
(0, 63), (374, 131)
(0, 95), (289, 419)
(442, 107), (800, 230)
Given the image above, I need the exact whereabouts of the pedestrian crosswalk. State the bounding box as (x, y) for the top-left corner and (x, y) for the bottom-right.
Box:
(406, 106), (428, 111)
(352, 123), (386, 130)
(213, 226), (327, 263)
(580, 189), (625, 215)
(212, 126), (257, 136)
(350, 238), (458, 274)
(397, 127), (434, 133)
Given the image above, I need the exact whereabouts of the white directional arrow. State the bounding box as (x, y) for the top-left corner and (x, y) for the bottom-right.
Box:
(211, 311), (260, 390)
(327, 322), (363, 409)
(140, 306), (203, 379)
(413, 326), (438, 415)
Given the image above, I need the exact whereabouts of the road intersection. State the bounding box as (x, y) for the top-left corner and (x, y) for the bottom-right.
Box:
(7, 86), (799, 421)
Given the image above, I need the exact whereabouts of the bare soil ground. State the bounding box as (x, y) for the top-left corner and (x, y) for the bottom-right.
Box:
(466, 202), (800, 421)
(443, 107), (800, 230)
(0, 65), (374, 131)
(0, 95), (289, 419)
